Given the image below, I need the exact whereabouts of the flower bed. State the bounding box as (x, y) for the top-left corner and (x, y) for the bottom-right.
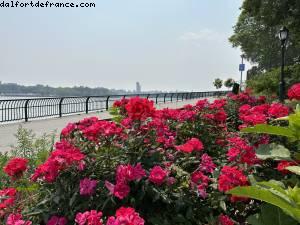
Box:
(1, 86), (300, 225)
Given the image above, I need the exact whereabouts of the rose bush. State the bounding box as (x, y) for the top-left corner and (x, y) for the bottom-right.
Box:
(0, 87), (299, 224)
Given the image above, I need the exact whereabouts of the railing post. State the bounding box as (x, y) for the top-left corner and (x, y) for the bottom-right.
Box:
(85, 97), (91, 114)
(163, 93), (167, 103)
(146, 94), (150, 99)
(24, 99), (29, 122)
(182, 93), (184, 101)
(156, 94), (159, 104)
(59, 98), (64, 117)
(106, 96), (110, 111)
(176, 93), (179, 101)
(170, 93), (174, 102)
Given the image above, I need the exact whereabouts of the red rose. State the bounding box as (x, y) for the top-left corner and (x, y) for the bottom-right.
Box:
(116, 163), (146, 183)
(218, 166), (248, 192)
(105, 181), (130, 200)
(176, 138), (204, 153)
(199, 153), (216, 173)
(107, 207), (144, 225)
(31, 141), (85, 183)
(288, 83), (300, 100)
(0, 188), (16, 210)
(218, 214), (234, 225)
(4, 158), (28, 178)
(6, 213), (32, 225)
(268, 103), (289, 118)
(47, 216), (67, 225)
(257, 95), (266, 104)
(61, 123), (76, 137)
(125, 97), (155, 121)
(191, 171), (209, 185)
(75, 210), (103, 225)
(214, 110), (227, 122)
(277, 160), (298, 174)
(149, 166), (167, 185)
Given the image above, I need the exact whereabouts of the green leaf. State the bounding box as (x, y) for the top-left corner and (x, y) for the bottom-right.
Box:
(227, 186), (300, 222)
(257, 181), (286, 194)
(241, 124), (295, 138)
(69, 192), (77, 207)
(286, 166), (300, 175)
(219, 200), (226, 211)
(16, 183), (39, 192)
(286, 186), (300, 205)
(255, 144), (291, 160)
(247, 204), (298, 225)
(247, 213), (265, 225)
(295, 104), (300, 114)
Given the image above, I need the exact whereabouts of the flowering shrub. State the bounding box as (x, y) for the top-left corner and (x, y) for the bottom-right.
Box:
(287, 83), (300, 100)
(175, 138), (204, 153)
(3, 158), (28, 179)
(0, 188), (16, 211)
(6, 213), (32, 225)
(31, 140), (85, 183)
(106, 207), (144, 225)
(1, 93), (300, 224)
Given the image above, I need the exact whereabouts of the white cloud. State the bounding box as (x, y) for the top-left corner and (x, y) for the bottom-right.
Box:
(179, 29), (228, 43)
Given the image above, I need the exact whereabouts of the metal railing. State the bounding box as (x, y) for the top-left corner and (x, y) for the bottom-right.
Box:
(0, 91), (229, 123)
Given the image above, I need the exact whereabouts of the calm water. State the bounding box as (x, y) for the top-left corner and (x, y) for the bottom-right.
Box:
(0, 96), (44, 100)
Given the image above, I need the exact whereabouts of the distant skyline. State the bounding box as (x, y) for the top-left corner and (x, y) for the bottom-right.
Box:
(0, 0), (250, 92)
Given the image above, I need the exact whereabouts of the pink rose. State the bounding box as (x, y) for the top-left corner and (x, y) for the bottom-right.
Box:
(80, 178), (98, 196)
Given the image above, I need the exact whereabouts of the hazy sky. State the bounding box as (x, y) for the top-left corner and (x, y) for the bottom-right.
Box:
(0, 0), (250, 91)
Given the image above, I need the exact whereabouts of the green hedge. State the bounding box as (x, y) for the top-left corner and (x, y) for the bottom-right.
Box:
(247, 64), (300, 96)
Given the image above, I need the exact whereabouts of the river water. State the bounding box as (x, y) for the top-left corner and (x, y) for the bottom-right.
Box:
(0, 96), (44, 100)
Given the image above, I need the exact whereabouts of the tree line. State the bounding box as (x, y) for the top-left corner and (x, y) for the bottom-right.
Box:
(0, 82), (136, 97)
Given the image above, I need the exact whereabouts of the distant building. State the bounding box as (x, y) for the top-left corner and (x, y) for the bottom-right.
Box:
(136, 82), (141, 93)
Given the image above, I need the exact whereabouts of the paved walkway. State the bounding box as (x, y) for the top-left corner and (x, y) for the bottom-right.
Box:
(0, 98), (208, 152)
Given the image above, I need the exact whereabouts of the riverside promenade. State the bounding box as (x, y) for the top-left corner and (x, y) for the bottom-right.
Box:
(0, 98), (207, 152)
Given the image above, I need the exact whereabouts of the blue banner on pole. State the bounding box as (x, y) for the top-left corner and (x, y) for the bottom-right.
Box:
(239, 64), (245, 71)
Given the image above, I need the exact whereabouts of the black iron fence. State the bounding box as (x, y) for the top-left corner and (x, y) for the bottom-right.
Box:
(0, 91), (229, 123)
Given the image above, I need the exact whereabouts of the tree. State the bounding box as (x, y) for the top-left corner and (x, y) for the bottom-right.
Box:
(246, 66), (261, 80)
(213, 78), (223, 89)
(230, 0), (300, 71)
(224, 78), (235, 89)
(246, 64), (300, 96)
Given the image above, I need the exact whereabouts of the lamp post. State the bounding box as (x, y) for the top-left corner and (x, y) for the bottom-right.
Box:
(278, 26), (289, 102)
(239, 54), (245, 91)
